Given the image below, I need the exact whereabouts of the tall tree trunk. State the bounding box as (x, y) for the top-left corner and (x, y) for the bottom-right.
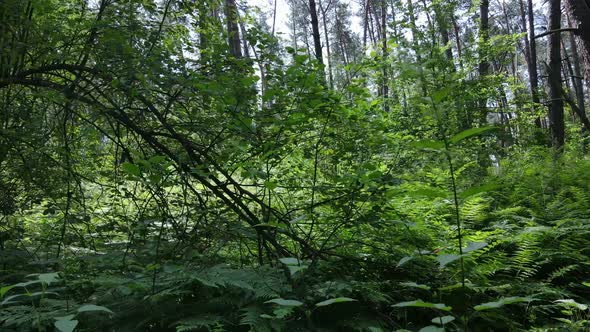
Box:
(309, 0), (324, 65)
(225, 0), (242, 58)
(407, 0), (426, 96)
(518, 0), (541, 108)
(527, 0), (542, 127)
(566, 0), (590, 89)
(319, 0), (334, 87)
(566, 12), (587, 120)
(381, 0), (389, 112)
(548, 0), (565, 148)
(452, 16), (463, 69)
(478, 0), (490, 125)
(435, 2), (454, 67)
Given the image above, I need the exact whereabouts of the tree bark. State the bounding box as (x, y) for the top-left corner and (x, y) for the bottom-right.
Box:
(309, 0), (324, 64)
(566, 0), (590, 89)
(478, 0), (490, 124)
(225, 0), (242, 58)
(319, 0), (334, 87)
(566, 12), (586, 122)
(381, 0), (389, 112)
(548, 0), (565, 148)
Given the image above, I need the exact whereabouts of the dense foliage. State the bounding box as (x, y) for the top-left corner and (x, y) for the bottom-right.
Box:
(1, 0), (589, 331)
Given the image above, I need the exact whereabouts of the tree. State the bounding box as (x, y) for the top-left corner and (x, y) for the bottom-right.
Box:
(547, 0), (565, 148)
(309, 0), (324, 65)
(566, 0), (590, 89)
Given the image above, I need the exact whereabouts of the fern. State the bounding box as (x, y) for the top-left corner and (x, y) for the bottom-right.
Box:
(174, 315), (225, 332)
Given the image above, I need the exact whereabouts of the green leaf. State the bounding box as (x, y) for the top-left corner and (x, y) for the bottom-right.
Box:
(436, 254), (461, 267)
(368, 327), (383, 332)
(460, 183), (499, 199)
(38, 272), (59, 285)
(265, 298), (304, 307)
(54, 320), (78, 332)
(583, 282), (590, 287)
(278, 257), (299, 265)
(474, 297), (533, 311)
(407, 187), (448, 199)
(77, 304), (113, 314)
(148, 155), (166, 164)
(121, 162), (141, 176)
(463, 241), (488, 253)
(263, 181), (278, 190)
(400, 282), (430, 290)
(315, 297), (357, 307)
(418, 326), (444, 332)
(411, 140), (444, 151)
(286, 265), (307, 276)
(431, 315), (455, 325)
(0, 285), (15, 298)
(554, 299), (588, 311)
(392, 300), (451, 311)
(450, 126), (496, 144)
(397, 256), (413, 267)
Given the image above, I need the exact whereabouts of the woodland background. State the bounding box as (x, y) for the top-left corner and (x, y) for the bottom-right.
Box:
(1, 0), (590, 331)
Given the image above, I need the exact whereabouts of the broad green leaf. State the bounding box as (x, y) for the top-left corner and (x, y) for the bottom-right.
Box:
(77, 304), (113, 314)
(368, 327), (383, 332)
(121, 162), (141, 176)
(15, 280), (42, 287)
(148, 155), (166, 164)
(474, 297), (533, 311)
(436, 254), (461, 267)
(450, 126), (496, 144)
(265, 298), (304, 307)
(431, 315), (455, 325)
(392, 300), (451, 311)
(463, 241), (488, 253)
(418, 326), (444, 332)
(287, 265), (307, 276)
(400, 282), (430, 290)
(0, 285), (15, 298)
(315, 297), (357, 307)
(263, 181), (278, 190)
(1, 293), (26, 305)
(583, 282), (590, 287)
(38, 272), (59, 285)
(411, 140), (444, 151)
(278, 257), (299, 265)
(55, 320), (78, 332)
(397, 256), (413, 267)
(554, 299), (588, 310)
(54, 315), (76, 321)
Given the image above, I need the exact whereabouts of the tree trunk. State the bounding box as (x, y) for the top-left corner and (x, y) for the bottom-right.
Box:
(527, 0), (542, 127)
(478, 0), (490, 125)
(309, 0), (324, 65)
(319, 0), (334, 87)
(225, 0), (242, 58)
(548, 0), (565, 148)
(519, 0), (542, 112)
(381, 0), (389, 112)
(452, 16), (463, 68)
(566, 0), (590, 89)
(566, 13), (587, 122)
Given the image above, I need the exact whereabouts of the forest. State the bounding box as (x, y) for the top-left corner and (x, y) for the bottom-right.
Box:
(0, 0), (589, 331)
